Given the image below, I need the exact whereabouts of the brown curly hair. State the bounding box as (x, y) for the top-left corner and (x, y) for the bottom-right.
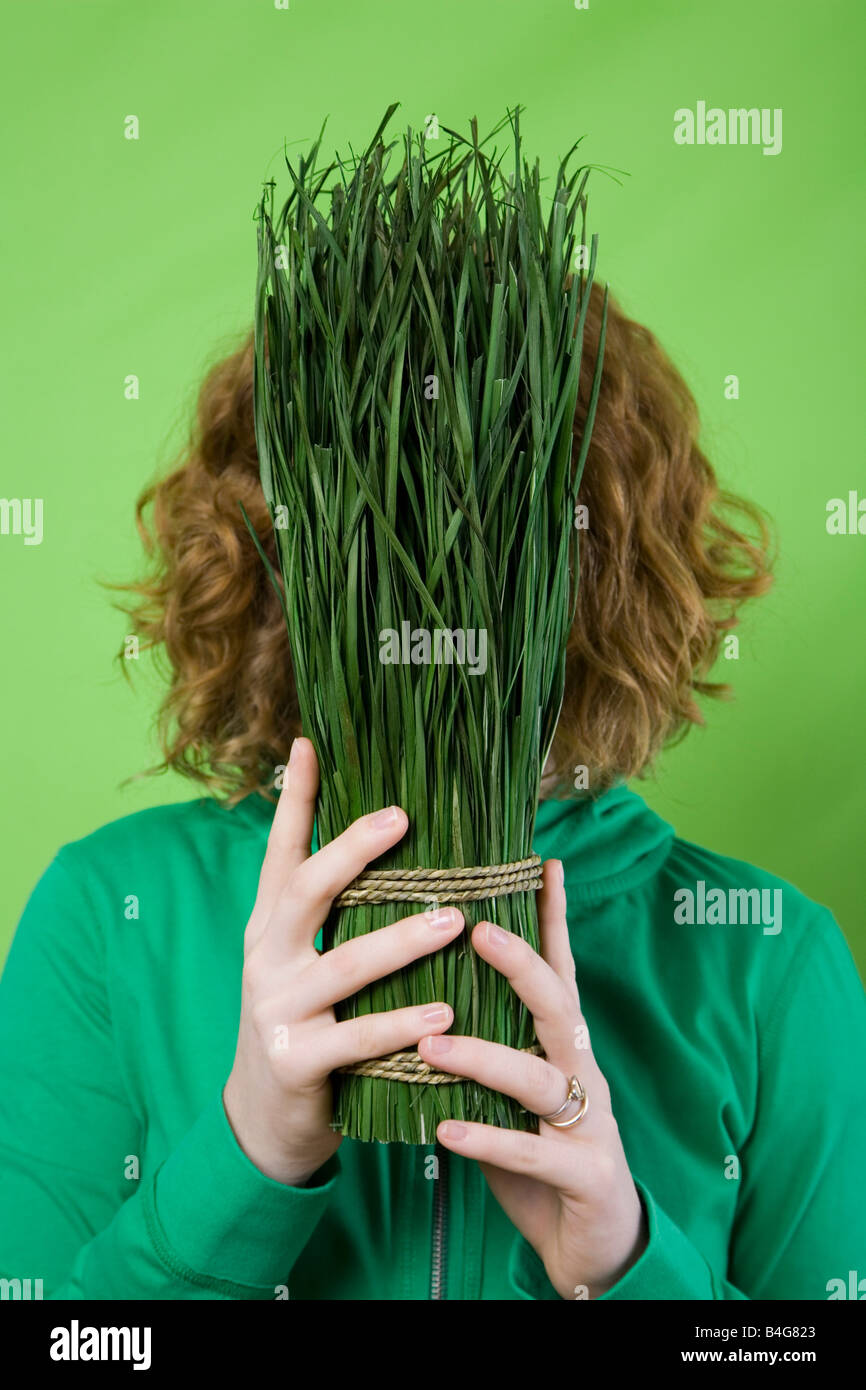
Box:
(107, 282), (773, 806)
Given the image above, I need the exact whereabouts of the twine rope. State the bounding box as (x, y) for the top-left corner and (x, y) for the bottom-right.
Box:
(334, 852), (543, 907)
(335, 852), (544, 1083)
(339, 1041), (545, 1084)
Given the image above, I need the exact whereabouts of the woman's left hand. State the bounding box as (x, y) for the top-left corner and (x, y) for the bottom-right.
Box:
(417, 858), (647, 1300)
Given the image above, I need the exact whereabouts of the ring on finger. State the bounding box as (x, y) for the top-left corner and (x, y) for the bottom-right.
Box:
(538, 1074), (589, 1128)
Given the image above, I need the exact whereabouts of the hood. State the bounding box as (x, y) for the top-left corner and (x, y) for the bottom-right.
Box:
(534, 783), (675, 905)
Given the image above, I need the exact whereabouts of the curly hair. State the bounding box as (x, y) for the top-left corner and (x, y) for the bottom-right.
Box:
(107, 282), (774, 806)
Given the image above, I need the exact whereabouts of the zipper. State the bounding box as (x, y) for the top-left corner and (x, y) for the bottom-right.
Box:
(429, 1142), (449, 1299)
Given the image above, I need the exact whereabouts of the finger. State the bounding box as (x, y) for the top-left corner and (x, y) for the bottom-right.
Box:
(417, 1033), (572, 1117)
(434, 1120), (577, 1191)
(300, 907), (465, 1013)
(537, 859), (578, 991)
(470, 919), (578, 1061)
(285, 806), (409, 914)
(261, 802), (409, 959)
(308, 1001), (455, 1076)
(255, 737), (320, 921)
(470, 918), (609, 1098)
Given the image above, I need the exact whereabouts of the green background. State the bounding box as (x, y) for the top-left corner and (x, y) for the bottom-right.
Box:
(2, 0), (864, 969)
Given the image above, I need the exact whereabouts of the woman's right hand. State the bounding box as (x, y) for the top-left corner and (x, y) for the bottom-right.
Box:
(222, 736), (463, 1187)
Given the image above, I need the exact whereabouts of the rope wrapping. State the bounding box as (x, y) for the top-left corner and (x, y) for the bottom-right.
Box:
(333, 853), (545, 1083)
(334, 852), (543, 907)
(339, 1042), (545, 1084)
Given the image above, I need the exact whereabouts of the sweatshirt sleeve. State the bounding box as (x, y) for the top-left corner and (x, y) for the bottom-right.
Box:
(0, 851), (340, 1300)
(509, 909), (866, 1301)
(508, 1178), (750, 1300)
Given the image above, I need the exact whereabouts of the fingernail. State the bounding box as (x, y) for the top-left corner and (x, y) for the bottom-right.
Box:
(558, 859), (565, 886)
(427, 907), (462, 932)
(486, 922), (510, 947)
(421, 1004), (451, 1023)
(424, 1034), (452, 1053)
(440, 1121), (467, 1141)
(287, 738), (299, 768)
(370, 806), (404, 829)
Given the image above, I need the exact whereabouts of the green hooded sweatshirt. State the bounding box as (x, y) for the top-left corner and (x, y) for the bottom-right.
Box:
(0, 784), (863, 1301)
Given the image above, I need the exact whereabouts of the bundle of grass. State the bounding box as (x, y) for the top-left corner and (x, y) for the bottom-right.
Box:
(247, 104), (607, 1144)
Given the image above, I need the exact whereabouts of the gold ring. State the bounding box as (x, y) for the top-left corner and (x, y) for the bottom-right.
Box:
(539, 1075), (589, 1128)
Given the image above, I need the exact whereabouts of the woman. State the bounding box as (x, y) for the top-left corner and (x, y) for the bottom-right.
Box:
(1, 285), (863, 1301)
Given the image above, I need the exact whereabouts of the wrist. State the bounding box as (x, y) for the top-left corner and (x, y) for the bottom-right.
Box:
(551, 1189), (650, 1300)
(221, 1079), (320, 1188)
